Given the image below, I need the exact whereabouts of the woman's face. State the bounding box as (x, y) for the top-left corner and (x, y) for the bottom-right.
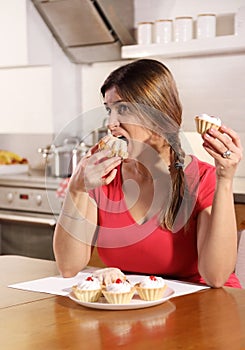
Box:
(104, 87), (153, 157)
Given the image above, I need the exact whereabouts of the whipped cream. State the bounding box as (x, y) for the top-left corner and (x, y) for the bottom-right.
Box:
(139, 276), (166, 289)
(77, 276), (101, 291)
(106, 279), (132, 293)
(196, 113), (221, 126)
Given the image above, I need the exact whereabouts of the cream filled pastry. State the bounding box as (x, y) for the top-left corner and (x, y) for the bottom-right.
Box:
(102, 278), (135, 304)
(72, 275), (102, 302)
(195, 113), (221, 134)
(106, 279), (132, 293)
(98, 135), (128, 159)
(139, 275), (166, 288)
(76, 276), (101, 290)
(136, 275), (167, 301)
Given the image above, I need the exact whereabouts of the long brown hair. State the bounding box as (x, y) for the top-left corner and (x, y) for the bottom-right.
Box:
(101, 59), (186, 231)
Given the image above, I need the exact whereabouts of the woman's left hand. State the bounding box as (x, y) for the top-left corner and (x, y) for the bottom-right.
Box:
(202, 125), (243, 179)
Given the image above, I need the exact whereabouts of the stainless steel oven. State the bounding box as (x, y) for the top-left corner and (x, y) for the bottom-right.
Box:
(0, 173), (63, 260)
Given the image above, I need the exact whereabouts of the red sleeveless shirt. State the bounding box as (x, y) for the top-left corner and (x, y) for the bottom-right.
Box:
(89, 156), (241, 288)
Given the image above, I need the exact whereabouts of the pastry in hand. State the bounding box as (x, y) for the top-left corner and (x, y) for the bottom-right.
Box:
(195, 114), (221, 134)
(98, 135), (128, 159)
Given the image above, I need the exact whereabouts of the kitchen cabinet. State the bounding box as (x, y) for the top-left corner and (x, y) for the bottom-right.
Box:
(0, 0), (52, 68)
(0, 0), (28, 67)
(121, 35), (245, 59)
(0, 66), (53, 133)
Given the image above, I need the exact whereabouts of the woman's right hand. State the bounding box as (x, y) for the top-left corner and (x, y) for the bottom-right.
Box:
(93, 267), (126, 285)
(68, 144), (122, 193)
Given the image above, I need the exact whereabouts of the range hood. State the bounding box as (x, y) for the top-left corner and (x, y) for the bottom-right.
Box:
(31, 0), (136, 63)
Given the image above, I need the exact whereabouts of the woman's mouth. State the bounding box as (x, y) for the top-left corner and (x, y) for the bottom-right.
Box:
(117, 135), (128, 145)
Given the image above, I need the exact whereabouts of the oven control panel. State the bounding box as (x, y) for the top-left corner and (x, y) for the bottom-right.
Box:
(0, 186), (62, 215)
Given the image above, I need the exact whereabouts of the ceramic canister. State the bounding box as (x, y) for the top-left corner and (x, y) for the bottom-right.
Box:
(153, 19), (173, 43)
(197, 14), (216, 38)
(137, 22), (153, 44)
(235, 6), (245, 35)
(174, 16), (193, 42)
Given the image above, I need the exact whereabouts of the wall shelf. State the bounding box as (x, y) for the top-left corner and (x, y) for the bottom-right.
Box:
(121, 35), (245, 59)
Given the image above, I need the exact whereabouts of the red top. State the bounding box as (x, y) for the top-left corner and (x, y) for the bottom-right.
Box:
(90, 156), (241, 288)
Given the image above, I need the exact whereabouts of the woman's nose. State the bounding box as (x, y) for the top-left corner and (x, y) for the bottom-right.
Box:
(108, 114), (120, 130)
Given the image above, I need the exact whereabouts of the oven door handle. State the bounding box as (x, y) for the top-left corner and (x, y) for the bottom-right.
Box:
(0, 213), (56, 227)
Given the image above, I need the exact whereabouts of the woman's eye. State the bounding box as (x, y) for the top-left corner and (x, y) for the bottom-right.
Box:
(118, 104), (129, 115)
(105, 106), (111, 115)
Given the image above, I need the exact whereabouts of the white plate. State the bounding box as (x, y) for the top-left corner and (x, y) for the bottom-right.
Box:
(0, 164), (28, 174)
(68, 287), (175, 310)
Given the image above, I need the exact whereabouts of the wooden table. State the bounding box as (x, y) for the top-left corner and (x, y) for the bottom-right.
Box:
(1, 256), (245, 350)
(0, 255), (58, 309)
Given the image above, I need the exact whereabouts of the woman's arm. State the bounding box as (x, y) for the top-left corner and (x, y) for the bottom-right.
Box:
(197, 125), (242, 287)
(53, 146), (122, 277)
(197, 192), (237, 288)
(53, 191), (98, 277)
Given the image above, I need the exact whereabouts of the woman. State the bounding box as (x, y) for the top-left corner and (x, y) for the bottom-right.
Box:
(54, 59), (242, 288)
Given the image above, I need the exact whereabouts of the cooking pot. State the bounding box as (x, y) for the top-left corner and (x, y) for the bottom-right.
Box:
(38, 137), (89, 178)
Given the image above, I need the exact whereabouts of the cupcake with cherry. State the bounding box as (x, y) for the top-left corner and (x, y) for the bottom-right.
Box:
(102, 278), (136, 304)
(135, 275), (167, 301)
(72, 275), (102, 302)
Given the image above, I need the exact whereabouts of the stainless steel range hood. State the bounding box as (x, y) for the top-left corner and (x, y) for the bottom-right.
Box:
(31, 0), (136, 63)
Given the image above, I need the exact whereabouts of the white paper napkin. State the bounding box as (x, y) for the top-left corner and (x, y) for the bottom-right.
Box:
(8, 267), (209, 298)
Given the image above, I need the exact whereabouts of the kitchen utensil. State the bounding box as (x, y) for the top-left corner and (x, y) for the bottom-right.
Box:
(38, 137), (83, 177)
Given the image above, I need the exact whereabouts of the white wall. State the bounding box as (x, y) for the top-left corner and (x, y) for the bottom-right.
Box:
(134, 0), (245, 24)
